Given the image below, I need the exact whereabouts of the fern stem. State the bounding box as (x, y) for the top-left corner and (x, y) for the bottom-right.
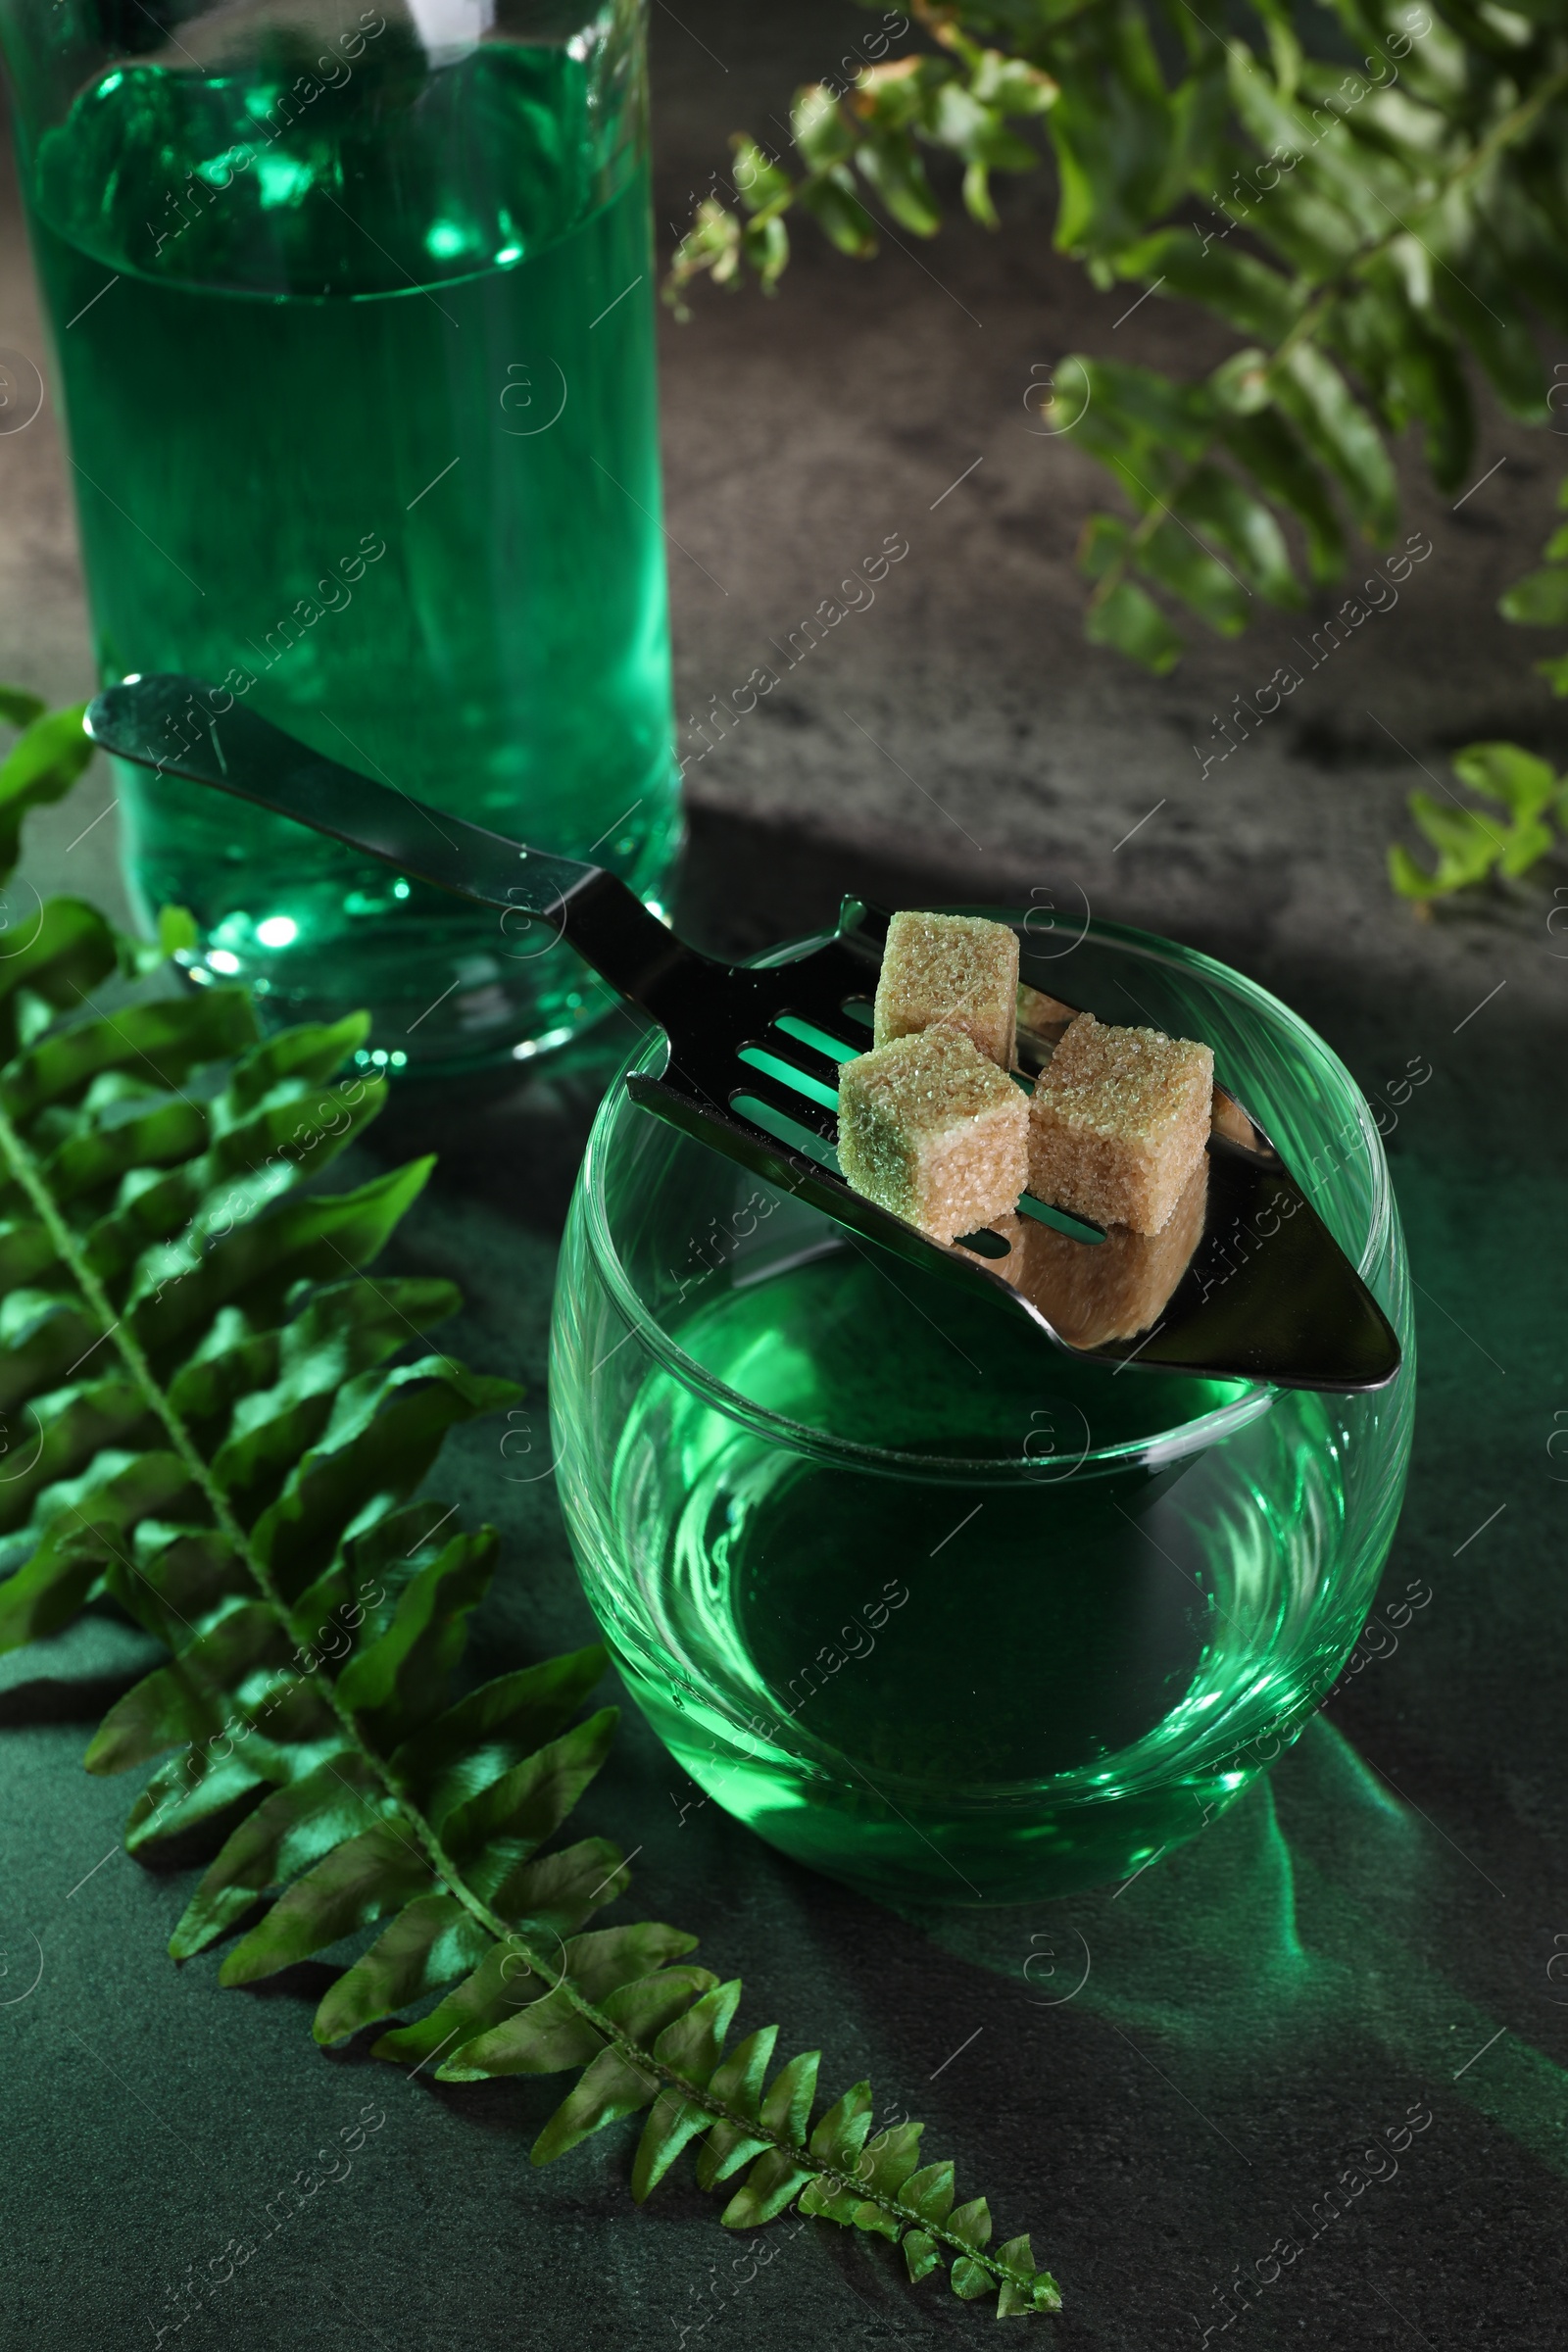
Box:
(0, 1098), (1040, 2301)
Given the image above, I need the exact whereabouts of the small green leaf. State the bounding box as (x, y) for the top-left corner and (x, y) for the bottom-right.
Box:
(799, 2172), (868, 2225)
(313, 1891), (489, 2043)
(219, 1821), (435, 1984)
(436, 1980), (606, 2080)
(170, 1750), (380, 1958)
(129, 1160), (435, 1369)
(250, 1354), (515, 1597)
(0, 1373), (150, 1537)
(904, 2229), (944, 2283)
(332, 1529), (497, 1741)
(0, 1521), (107, 1650)
(856, 131), (943, 236)
(1274, 346), (1398, 544)
(791, 83), (855, 170)
(996, 2233), (1062, 2316)
(126, 1745), (270, 1851)
(1436, 223), (1548, 418)
(1077, 513), (1131, 582)
(796, 171), (880, 258)
(1067, 355), (1214, 484)
(653, 1977), (742, 2084)
(708, 2021), (778, 2118)
(631, 2083), (713, 2202)
(1116, 227), (1298, 342)
(742, 212), (790, 291)
(902, 2159), (956, 2225)
(1138, 514), (1252, 636)
(45, 1094), (209, 1211)
(1173, 464), (1301, 607)
(695, 2024), (781, 2188)
(1499, 565), (1568, 628)
(1221, 409), (1346, 585)
(123, 1740), (268, 1843)
(0, 703), (93, 881)
(808, 2079), (875, 2170)
(1450, 741), (1558, 819)
(1085, 579), (1185, 672)
(598, 1963), (719, 2046)
(564, 1921), (704, 2003)
(729, 134), (791, 214)
(86, 1601), (291, 1775)
(0, 899), (119, 1029)
(392, 1643), (610, 1827)
(156, 904), (199, 957)
(442, 1705), (618, 1865)
(531, 1966), (719, 2166)
(950, 2194), (993, 2249)
(720, 2144), (814, 2230)
(532, 2043), (662, 2167)
(202, 1278), (455, 1506)
(225, 1012), (371, 1111)
(4, 987), (258, 1125)
(857, 2116), (925, 2203)
(488, 1836), (630, 1937)
(0, 1452), (194, 1654)
(950, 2254), (996, 2300)
(373, 1934), (559, 2070)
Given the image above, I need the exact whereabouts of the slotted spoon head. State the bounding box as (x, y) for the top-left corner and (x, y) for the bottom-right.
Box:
(84, 673), (1400, 1394)
(621, 899), (1400, 1394)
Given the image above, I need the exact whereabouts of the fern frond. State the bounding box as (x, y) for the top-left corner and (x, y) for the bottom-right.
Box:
(674, 2), (1568, 672)
(0, 702), (1060, 2318)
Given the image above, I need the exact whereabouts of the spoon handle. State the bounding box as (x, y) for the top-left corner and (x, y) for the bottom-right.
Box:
(85, 674), (693, 1006)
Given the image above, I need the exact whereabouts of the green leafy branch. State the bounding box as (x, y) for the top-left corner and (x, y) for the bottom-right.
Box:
(677, 0), (1568, 905)
(675, 0), (1568, 665)
(0, 700), (1058, 2319)
(665, 9), (1057, 312)
(1389, 476), (1568, 900)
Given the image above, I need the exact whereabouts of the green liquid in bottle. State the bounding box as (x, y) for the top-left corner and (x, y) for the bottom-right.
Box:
(597, 1250), (1348, 1905)
(23, 28), (676, 1069)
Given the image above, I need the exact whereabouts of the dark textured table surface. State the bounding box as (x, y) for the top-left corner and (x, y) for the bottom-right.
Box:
(3, 9), (1566, 2349)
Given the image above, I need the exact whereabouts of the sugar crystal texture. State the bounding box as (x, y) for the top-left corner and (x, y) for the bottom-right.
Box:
(873, 910), (1019, 1069)
(1028, 1012), (1213, 1236)
(838, 1022), (1029, 1246)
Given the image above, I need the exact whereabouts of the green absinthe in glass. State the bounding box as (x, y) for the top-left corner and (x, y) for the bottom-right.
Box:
(20, 16), (675, 1071)
(553, 922), (1414, 1908)
(602, 1248), (1327, 1904)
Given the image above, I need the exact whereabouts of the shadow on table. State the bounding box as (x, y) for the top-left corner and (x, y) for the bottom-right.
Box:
(894, 1712), (1567, 2190)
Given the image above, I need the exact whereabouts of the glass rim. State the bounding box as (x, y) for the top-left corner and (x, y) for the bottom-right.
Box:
(575, 908), (1392, 1482)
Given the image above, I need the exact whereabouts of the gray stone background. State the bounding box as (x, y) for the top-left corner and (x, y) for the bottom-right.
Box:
(2, 6), (1566, 2349)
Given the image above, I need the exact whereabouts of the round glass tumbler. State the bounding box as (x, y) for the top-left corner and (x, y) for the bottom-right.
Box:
(551, 916), (1414, 1907)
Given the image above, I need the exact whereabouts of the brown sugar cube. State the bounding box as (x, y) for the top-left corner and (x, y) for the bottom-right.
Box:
(1006, 1158), (1209, 1346)
(1028, 1012), (1213, 1236)
(873, 910), (1019, 1070)
(838, 1022), (1029, 1247)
